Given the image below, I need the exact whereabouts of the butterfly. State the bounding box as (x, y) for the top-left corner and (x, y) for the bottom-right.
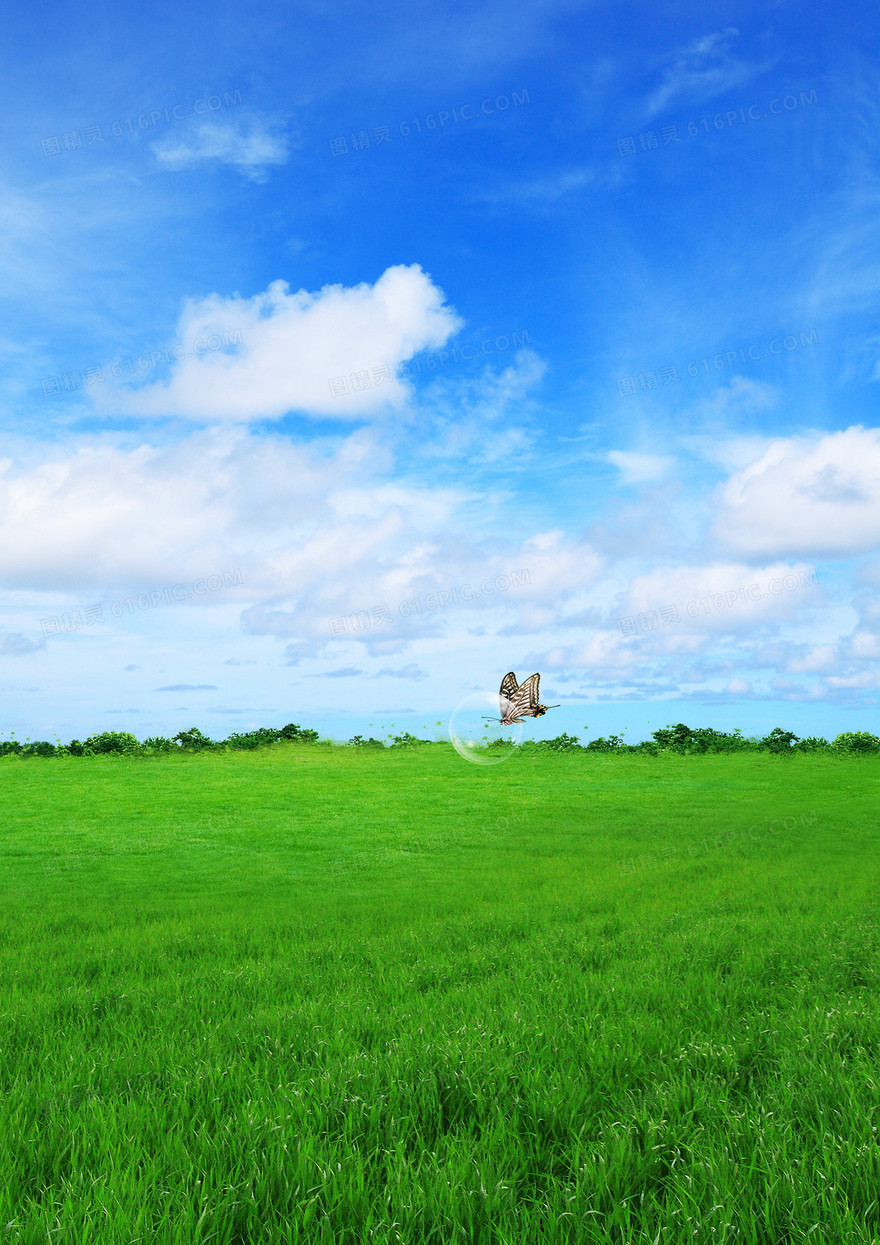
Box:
(487, 671), (560, 726)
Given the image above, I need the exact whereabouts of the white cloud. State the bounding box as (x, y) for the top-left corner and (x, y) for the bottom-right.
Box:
(151, 117), (290, 181)
(607, 450), (674, 484)
(91, 265), (463, 422)
(614, 561), (820, 632)
(374, 664), (428, 679)
(711, 426), (880, 557)
(0, 631), (44, 656)
(472, 167), (594, 206)
(725, 677), (752, 695)
(0, 418), (606, 665)
(646, 28), (755, 117)
(694, 376), (778, 420)
(786, 644), (839, 673)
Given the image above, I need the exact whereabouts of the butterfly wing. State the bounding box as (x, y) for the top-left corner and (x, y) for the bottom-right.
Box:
(499, 671), (519, 701)
(500, 677), (536, 724)
(518, 673), (541, 711)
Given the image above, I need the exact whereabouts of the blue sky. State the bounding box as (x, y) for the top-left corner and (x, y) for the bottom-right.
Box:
(2, 0), (879, 746)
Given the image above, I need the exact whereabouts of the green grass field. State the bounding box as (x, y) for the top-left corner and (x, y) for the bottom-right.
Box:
(1, 745), (878, 1243)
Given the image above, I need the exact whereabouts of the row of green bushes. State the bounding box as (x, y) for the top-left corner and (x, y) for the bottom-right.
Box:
(517, 725), (880, 755)
(0, 723), (319, 758)
(1, 722), (878, 759)
(351, 724), (880, 754)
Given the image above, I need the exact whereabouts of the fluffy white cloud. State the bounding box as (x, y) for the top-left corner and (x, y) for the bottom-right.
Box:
(0, 420), (606, 664)
(614, 560), (820, 632)
(91, 265), (463, 422)
(0, 425), (468, 595)
(711, 426), (880, 557)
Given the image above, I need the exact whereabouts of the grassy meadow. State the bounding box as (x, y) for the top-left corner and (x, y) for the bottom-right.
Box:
(1, 743), (878, 1243)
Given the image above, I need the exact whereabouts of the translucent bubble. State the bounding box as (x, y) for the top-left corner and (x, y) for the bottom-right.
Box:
(448, 691), (523, 765)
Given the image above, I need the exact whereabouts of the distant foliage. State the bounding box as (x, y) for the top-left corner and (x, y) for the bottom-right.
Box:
(222, 724), (318, 749)
(173, 727), (214, 751)
(1, 719), (878, 760)
(82, 731), (141, 755)
(225, 727), (284, 751)
(22, 740), (57, 757)
(530, 733), (586, 752)
(833, 731), (880, 753)
(794, 736), (829, 752)
(650, 724), (753, 754)
(279, 723), (319, 743)
(143, 736), (174, 753)
(388, 732), (430, 748)
(585, 734), (626, 751)
(760, 727), (801, 754)
(0, 721), (320, 759)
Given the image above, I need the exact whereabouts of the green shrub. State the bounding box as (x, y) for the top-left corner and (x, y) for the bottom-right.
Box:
(21, 740), (57, 757)
(82, 731), (140, 755)
(173, 727), (214, 751)
(585, 734), (625, 751)
(225, 728), (282, 750)
(531, 733), (584, 752)
(833, 731), (880, 753)
(389, 732), (428, 748)
(279, 722), (319, 742)
(761, 727), (800, 754)
(795, 736), (830, 752)
(143, 736), (174, 753)
(348, 735), (386, 748)
(651, 723), (754, 754)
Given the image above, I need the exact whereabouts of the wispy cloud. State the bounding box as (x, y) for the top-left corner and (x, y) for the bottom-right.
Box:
(471, 167), (594, 206)
(151, 117), (290, 182)
(606, 450), (675, 484)
(373, 664), (428, 679)
(646, 28), (756, 117)
(0, 631), (45, 656)
(155, 683), (218, 691)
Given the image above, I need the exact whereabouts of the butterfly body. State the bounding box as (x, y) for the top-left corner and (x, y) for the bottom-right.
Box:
(489, 671), (560, 726)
